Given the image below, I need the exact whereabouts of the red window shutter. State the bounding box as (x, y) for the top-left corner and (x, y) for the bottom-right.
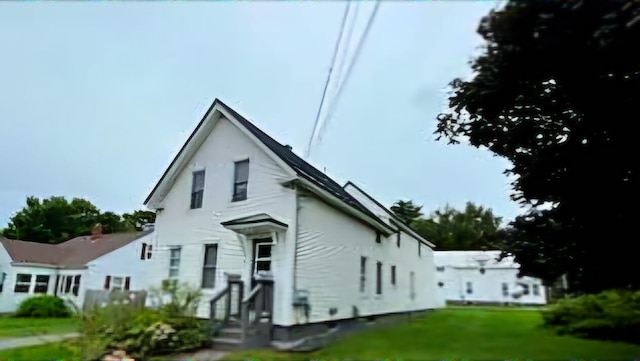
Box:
(140, 243), (147, 260)
(147, 245), (153, 260)
(124, 277), (131, 291)
(104, 275), (111, 290)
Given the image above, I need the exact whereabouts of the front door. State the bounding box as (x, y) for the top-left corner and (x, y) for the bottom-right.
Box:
(251, 238), (273, 288)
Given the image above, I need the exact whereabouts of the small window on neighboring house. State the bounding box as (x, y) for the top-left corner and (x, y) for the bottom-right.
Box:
(0, 272), (7, 293)
(34, 275), (50, 294)
(376, 261), (382, 295)
(140, 243), (147, 260)
(111, 276), (125, 291)
(191, 170), (205, 209)
(375, 232), (381, 244)
(533, 284), (540, 296)
(396, 232), (401, 247)
(466, 281), (473, 294)
(359, 256), (367, 293)
(169, 247), (181, 279)
(418, 242), (422, 257)
(72, 275), (81, 296)
(436, 266), (445, 272)
(232, 160), (249, 201)
(391, 265), (396, 286)
(14, 274), (31, 293)
(502, 283), (509, 296)
(202, 244), (218, 289)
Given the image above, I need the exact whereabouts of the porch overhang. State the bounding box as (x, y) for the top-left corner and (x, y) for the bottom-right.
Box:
(221, 213), (288, 236)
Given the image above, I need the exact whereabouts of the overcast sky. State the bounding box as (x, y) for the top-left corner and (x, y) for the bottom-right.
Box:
(0, 1), (519, 228)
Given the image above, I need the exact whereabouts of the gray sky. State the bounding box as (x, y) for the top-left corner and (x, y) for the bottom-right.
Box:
(0, 1), (519, 228)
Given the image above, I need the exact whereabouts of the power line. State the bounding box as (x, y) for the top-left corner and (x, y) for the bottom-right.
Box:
(309, 1), (381, 152)
(333, 1), (360, 96)
(305, 3), (351, 159)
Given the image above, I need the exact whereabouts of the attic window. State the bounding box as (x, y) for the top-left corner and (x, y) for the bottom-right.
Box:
(191, 170), (205, 209)
(233, 160), (249, 202)
(375, 232), (381, 244)
(396, 232), (401, 248)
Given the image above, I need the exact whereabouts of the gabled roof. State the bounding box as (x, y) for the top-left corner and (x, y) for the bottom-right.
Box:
(0, 230), (152, 269)
(144, 99), (393, 233)
(343, 181), (436, 247)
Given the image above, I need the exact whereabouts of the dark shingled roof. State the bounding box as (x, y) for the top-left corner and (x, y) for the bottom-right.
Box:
(0, 230), (152, 268)
(144, 99), (390, 231)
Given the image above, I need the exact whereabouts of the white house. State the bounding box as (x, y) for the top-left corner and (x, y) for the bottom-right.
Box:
(0, 226), (154, 313)
(434, 250), (547, 305)
(143, 99), (441, 350)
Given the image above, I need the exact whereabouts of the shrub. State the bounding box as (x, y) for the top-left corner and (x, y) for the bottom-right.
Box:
(15, 295), (72, 318)
(78, 281), (211, 361)
(542, 289), (640, 343)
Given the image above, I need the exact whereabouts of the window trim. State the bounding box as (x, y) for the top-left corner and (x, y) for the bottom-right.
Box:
(201, 244), (218, 289)
(502, 282), (509, 297)
(14, 273), (32, 293)
(359, 256), (367, 293)
(169, 246), (182, 279)
(391, 265), (396, 286)
(232, 159), (250, 202)
(376, 261), (382, 295)
(34, 275), (50, 294)
(190, 170), (206, 209)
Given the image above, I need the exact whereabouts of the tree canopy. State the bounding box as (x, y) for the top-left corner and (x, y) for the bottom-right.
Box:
(436, 1), (639, 293)
(390, 200), (423, 225)
(2, 196), (155, 244)
(410, 202), (505, 251)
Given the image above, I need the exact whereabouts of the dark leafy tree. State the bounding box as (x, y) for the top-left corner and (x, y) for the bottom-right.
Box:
(390, 200), (423, 226)
(436, 0), (640, 293)
(2, 196), (152, 243)
(412, 202), (505, 251)
(122, 210), (156, 231)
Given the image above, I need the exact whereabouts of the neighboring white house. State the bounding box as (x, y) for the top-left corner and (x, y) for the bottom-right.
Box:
(0, 226), (154, 313)
(434, 250), (547, 305)
(143, 99), (441, 349)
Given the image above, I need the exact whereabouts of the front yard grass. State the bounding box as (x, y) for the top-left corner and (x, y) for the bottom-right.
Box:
(0, 342), (78, 360)
(224, 307), (640, 360)
(0, 316), (78, 339)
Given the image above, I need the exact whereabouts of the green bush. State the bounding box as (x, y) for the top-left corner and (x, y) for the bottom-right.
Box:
(15, 295), (72, 318)
(78, 281), (211, 361)
(542, 289), (640, 343)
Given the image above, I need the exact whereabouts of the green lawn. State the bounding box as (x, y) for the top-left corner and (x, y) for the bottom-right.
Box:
(0, 316), (78, 339)
(225, 308), (640, 360)
(0, 343), (78, 360)
(1, 308), (639, 361)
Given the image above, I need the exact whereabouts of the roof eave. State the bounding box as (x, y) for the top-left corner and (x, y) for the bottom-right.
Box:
(296, 178), (395, 236)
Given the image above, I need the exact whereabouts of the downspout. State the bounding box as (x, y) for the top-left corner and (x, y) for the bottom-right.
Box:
(292, 183), (300, 291)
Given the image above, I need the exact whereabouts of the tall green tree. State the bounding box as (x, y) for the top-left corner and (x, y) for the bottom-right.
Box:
(2, 196), (152, 243)
(412, 202), (505, 251)
(435, 1), (639, 292)
(390, 200), (423, 225)
(122, 210), (156, 231)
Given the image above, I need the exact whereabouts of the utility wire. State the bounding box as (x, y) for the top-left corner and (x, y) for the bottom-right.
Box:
(305, 2), (351, 159)
(309, 1), (381, 152)
(333, 1), (360, 96)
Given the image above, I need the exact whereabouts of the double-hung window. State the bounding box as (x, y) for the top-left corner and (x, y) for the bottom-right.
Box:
(34, 275), (50, 293)
(232, 160), (249, 201)
(191, 170), (205, 209)
(169, 247), (181, 279)
(376, 261), (382, 295)
(359, 257), (367, 293)
(202, 244), (218, 289)
(14, 274), (31, 293)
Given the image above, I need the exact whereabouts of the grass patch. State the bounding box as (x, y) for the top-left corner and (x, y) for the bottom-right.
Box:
(0, 342), (78, 360)
(224, 308), (640, 360)
(0, 316), (78, 339)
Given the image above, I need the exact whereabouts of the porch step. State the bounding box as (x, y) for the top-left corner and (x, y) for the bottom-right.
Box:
(212, 336), (242, 351)
(218, 327), (242, 339)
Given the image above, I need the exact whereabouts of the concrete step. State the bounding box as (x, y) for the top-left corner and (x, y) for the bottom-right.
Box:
(212, 337), (243, 351)
(218, 327), (242, 339)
